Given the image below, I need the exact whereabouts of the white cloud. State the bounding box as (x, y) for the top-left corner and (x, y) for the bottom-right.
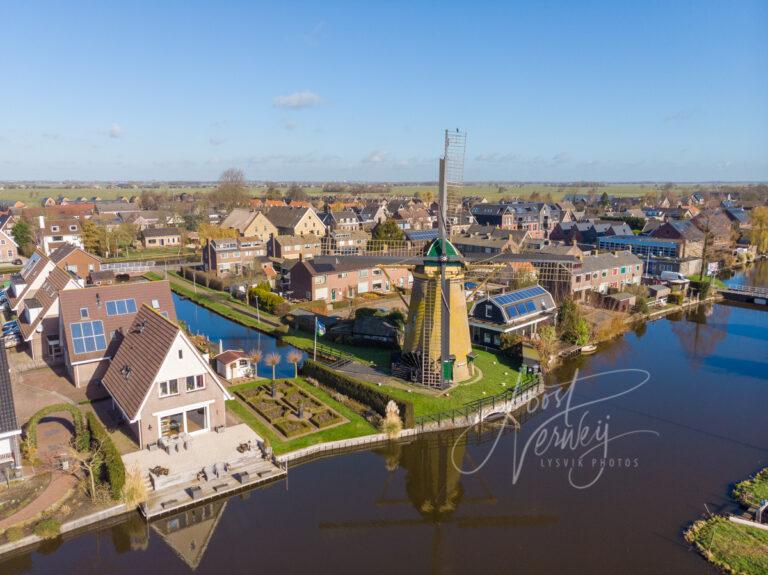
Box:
(273, 91), (322, 109)
(361, 150), (390, 164)
(109, 124), (123, 138)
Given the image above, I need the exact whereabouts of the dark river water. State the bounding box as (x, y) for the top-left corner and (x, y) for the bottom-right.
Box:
(2, 263), (767, 575)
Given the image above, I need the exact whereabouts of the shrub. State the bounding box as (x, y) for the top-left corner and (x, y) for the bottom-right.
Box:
(248, 287), (285, 314)
(86, 412), (126, 500)
(33, 518), (61, 540)
(668, 292), (684, 305)
(301, 359), (414, 427)
(5, 526), (24, 542)
(122, 466), (148, 508)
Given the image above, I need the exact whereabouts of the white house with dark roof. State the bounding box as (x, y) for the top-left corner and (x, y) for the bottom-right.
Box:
(102, 306), (232, 448)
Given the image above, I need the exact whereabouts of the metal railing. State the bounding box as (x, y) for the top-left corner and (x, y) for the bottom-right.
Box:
(414, 373), (540, 428)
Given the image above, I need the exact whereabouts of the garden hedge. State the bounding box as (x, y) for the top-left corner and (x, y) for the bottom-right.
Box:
(300, 359), (414, 427)
(23, 403), (90, 456)
(86, 411), (126, 500)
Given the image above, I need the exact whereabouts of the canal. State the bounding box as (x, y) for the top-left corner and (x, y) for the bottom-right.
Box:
(173, 293), (305, 379)
(2, 263), (766, 574)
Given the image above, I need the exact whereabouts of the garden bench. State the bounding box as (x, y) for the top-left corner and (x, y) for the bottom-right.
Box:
(213, 483), (229, 492)
(160, 499), (178, 509)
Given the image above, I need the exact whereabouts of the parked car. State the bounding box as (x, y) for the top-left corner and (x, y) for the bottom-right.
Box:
(3, 333), (21, 348)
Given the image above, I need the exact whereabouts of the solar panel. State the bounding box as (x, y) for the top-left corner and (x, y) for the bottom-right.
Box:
(106, 298), (138, 316)
(71, 320), (107, 354)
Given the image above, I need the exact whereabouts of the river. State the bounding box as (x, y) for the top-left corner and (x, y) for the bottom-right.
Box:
(2, 263), (767, 574)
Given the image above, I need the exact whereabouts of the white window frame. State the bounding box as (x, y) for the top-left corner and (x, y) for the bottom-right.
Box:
(159, 379), (179, 398)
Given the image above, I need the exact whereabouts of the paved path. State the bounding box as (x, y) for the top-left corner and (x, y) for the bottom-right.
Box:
(0, 473), (76, 531)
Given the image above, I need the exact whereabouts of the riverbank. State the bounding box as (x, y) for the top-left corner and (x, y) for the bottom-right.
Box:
(686, 467), (768, 574)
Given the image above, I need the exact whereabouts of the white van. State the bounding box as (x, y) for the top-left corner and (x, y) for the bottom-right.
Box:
(660, 271), (687, 282)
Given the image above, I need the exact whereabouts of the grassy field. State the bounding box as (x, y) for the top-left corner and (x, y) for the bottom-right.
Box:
(282, 330), (392, 366)
(686, 516), (768, 575)
(1, 182), (731, 205)
(734, 468), (768, 505)
(227, 377), (377, 455)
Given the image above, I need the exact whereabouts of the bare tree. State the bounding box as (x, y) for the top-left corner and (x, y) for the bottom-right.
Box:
(211, 168), (248, 210)
(68, 439), (106, 502)
(265, 352), (281, 380)
(286, 350), (302, 378)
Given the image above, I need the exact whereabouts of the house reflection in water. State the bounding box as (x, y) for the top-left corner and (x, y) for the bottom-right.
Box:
(150, 500), (228, 570)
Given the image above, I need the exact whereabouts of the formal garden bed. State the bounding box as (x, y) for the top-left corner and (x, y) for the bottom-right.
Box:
(237, 379), (346, 439)
(227, 378), (377, 454)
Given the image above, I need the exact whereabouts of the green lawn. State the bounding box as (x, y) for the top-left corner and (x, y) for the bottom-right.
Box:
(282, 330), (392, 367)
(734, 468), (768, 505)
(227, 378), (377, 454)
(688, 274), (727, 289)
(356, 348), (535, 418)
(687, 516), (768, 575)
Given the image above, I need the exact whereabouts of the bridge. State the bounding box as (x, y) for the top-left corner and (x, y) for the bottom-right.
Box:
(719, 284), (768, 307)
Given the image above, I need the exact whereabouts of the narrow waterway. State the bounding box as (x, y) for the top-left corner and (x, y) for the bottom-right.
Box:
(2, 263), (767, 575)
(173, 293), (305, 379)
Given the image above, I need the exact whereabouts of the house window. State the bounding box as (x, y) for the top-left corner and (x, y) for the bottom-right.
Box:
(575, 275), (581, 283)
(51, 226), (60, 232)
(80, 308), (89, 318)
(178, 349), (183, 359)
(485, 304), (493, 318)
(151, 299), (160, 309)
(186, 374), (205, 392)
(159, 379), (179, 397)
(69, 225), (77, 232)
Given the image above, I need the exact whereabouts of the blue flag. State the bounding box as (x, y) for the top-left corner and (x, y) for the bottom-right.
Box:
(316, 320), (326, 336)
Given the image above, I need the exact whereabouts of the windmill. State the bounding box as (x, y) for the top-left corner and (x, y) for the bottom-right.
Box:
(375, 130), (576, 388)
(397, 130), (474, 388)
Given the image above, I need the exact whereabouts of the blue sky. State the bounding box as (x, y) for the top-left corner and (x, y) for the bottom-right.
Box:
(1, 0), (767, 182)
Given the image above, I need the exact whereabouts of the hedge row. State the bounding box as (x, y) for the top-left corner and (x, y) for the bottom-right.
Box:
(300, 359), (414, 427)
(181, 267), (234, 292)
(23, 403), (90, 455)
(86, 411), (126, 500)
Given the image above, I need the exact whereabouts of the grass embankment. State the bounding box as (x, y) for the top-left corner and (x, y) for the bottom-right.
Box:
(688, 274), (727, 289)
(103, 248), (198, 263)
(227, 378), (377, 455)
(686, 467), (768, 574)
(281, 331), (392, 367)
(145, 271), (281, 333)
(686, 517), (768, 575)
(734, 468), (768, 506)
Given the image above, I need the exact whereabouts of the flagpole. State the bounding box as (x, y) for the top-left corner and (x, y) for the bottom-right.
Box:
(313, 316), (317, 361)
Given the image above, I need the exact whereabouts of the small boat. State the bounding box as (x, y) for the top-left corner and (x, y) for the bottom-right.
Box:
(580, 344), (598, 355)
